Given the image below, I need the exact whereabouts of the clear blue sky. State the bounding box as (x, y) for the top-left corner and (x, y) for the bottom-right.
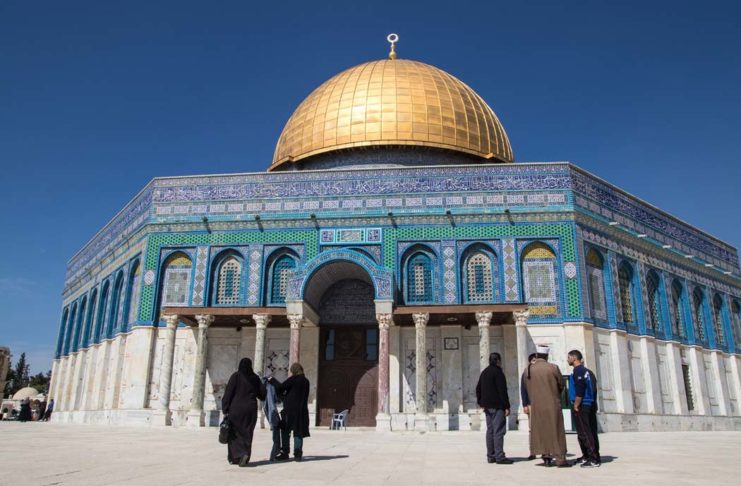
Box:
(1, 0), (739, 373)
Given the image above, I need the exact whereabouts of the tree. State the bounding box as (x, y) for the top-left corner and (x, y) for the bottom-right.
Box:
(13, 352), (30, 390)
(28, 372), (51, 395)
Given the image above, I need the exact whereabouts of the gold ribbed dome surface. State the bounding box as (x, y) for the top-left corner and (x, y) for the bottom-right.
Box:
(269, 59), (513, 170)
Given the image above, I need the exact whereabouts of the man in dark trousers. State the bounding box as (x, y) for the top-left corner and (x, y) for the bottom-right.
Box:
(476, 352), (513, 464)
(567, 349), (601, 468)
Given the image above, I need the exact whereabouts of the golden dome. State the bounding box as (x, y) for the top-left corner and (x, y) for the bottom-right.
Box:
(269, 58), (513, 171)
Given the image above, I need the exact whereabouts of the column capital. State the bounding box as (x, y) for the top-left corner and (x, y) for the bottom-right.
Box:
(287, 314), (303, 330)
(376, 313), (394, 330)
(514, 309), (530, 326)
(195, 314), (214, 329)
(412, 312), (429, 329)
(162, 314), (179, 330)
(252, 314), (271, 329)
(475, 312), (493, 327)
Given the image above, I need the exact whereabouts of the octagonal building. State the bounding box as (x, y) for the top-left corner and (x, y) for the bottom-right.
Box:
(50, 46), (741, 432)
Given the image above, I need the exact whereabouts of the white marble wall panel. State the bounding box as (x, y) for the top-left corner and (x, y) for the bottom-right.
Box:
(704, 354), (720, 415)
(595, 333), (617, 413)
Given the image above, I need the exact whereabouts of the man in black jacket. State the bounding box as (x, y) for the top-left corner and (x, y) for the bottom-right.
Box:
(476, 352), (512, 464)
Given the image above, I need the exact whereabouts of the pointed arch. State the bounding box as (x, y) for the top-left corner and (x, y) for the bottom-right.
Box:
(56, 307), (70, 357)
(646, 269), (663, 334)
(72, 296), (87, 352)
(106, 272), (125, 339)
(731, 300), (741, 348)
(209, 250), (244, 306)
(402, 245), (437, 304)
(461, 244), (497, 304)
(83, 288), (98, 348)
(159, 252), (193, 308)
(692, 287), (706, 343)
(94, 281), (110, 343)
(265, 248), (299, 306)
(585, 247), (607, 321)
(712, 293), (726, 347)
(521, 242), (558, 316)
(124, 260), (141, 329)
(670, 279), (687, 339)
(617, 261), (635, 324)
(63, 303), (77, 355)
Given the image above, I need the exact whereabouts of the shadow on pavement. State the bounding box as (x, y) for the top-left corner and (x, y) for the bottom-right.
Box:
(247, 455), (349, 467)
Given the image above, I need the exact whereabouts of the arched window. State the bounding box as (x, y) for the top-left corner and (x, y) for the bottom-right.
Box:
(732, 300), (741, 347)
(586, 248), (607, 321)
(95, 282), (110, 343)
(160, 253), (193, 307)
(670, 280), (687, 339)
(618, 262), (635, 324)
(521, 243), (558, 316)
(712, 294), (726, 346)
(268, 254), (296, 305)
(214, 255), (242, 305)
(646, 270), (662, 334)
(406, 251), (435, 304)
(124, 261), (141, 328)
(107, 273), (124, 339)
(463, 248), (496, 303)
(56, 308), (69, 357)
(73, 297), (87, 351)
(692, 287), (706, 343)
(63, 303), (77, 355)
(84, 289), (97, 348)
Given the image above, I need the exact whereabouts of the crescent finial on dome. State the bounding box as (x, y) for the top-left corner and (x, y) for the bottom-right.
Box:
(387, 33), (398, 60)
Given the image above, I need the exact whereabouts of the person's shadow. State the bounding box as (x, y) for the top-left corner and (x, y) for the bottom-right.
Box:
(247, 455), (349, 467)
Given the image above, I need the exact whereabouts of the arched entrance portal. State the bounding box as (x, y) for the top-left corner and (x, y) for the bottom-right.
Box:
(307, 262), (378, 427)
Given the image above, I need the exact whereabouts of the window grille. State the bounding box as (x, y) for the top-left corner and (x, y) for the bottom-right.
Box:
(127, 264), (141, 324)
(466, 252), (493, 302)
(586, 249), (607, 321)
(647, 272), (662, 333)
(270, 255), (296, 305)
(407, 253), (433, 303)
(162, 255), (192, 307)
(692, 288), (706, 342)
(216, 257), (241, 305)
(712, 295), (726, 346)
(682, 364), (694, 411)
(618, 264), (634, 323)
(671, 281), (687, 338)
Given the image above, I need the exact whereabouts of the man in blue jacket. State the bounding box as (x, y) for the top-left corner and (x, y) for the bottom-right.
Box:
(567, 349), (601, 468)
(476, 352), (512, 464)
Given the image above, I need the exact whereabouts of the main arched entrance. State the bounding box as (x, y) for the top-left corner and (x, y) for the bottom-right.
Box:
(308, 263), (378, 427)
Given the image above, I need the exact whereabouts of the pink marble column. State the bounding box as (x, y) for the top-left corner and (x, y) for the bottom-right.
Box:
(288, 314), (302, 364)
(376, 313), (393, 415)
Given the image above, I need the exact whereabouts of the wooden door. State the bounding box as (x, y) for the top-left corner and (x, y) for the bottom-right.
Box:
(317, 327), (378, 427)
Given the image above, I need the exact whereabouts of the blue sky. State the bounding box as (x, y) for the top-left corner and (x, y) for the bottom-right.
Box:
(1, 0), (739, 373)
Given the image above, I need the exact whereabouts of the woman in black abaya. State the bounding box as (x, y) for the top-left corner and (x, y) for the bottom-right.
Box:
(222, 358), (266, 466)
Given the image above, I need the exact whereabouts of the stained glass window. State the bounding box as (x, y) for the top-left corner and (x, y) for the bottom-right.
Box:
(216, 257), (241, 305)
(466, 252), (494, 303)
(407, 252), (433, 303)
(162, 255), (192, 306)
(586, 249), (607, 321)
(671, 280), (687, 338)
(108, 275), (124, 338)
(95, 285), (109, 342)
(270, 255), (296, 305)
(522, 244), (557, 316)
(618, 263), (634, 324)
(692, 288), (706, 342)
(85, 291), (97, 347)
(646, 271), (662, 333)
(712, 294), (726, 346)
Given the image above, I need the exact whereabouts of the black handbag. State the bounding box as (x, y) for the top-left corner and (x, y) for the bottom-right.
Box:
(218, 416), (232, 444)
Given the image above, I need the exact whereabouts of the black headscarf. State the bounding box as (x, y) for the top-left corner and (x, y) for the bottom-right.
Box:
(238, 358), (254, 379)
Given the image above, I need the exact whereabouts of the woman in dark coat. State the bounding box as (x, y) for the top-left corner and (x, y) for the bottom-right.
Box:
(270, 362), (310, 461)
(222, 358), (266, 466)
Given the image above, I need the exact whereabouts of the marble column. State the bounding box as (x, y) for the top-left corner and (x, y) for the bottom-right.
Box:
(376, 313), (393, 431)
(513, 309), (530, 430)
(413, 312), (430, 431)
(153, 315), (179, 426)
(476, 312), (493, 372)
(288, 314), (303, 365)
(252, 314), (270, 376)
(187, 314), (213, 427)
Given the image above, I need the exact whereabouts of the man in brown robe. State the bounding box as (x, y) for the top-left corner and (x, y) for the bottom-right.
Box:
(523, 345), (570, 467)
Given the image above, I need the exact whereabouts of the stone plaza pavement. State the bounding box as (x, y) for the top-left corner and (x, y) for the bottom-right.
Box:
(1, 422), (739, 485)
